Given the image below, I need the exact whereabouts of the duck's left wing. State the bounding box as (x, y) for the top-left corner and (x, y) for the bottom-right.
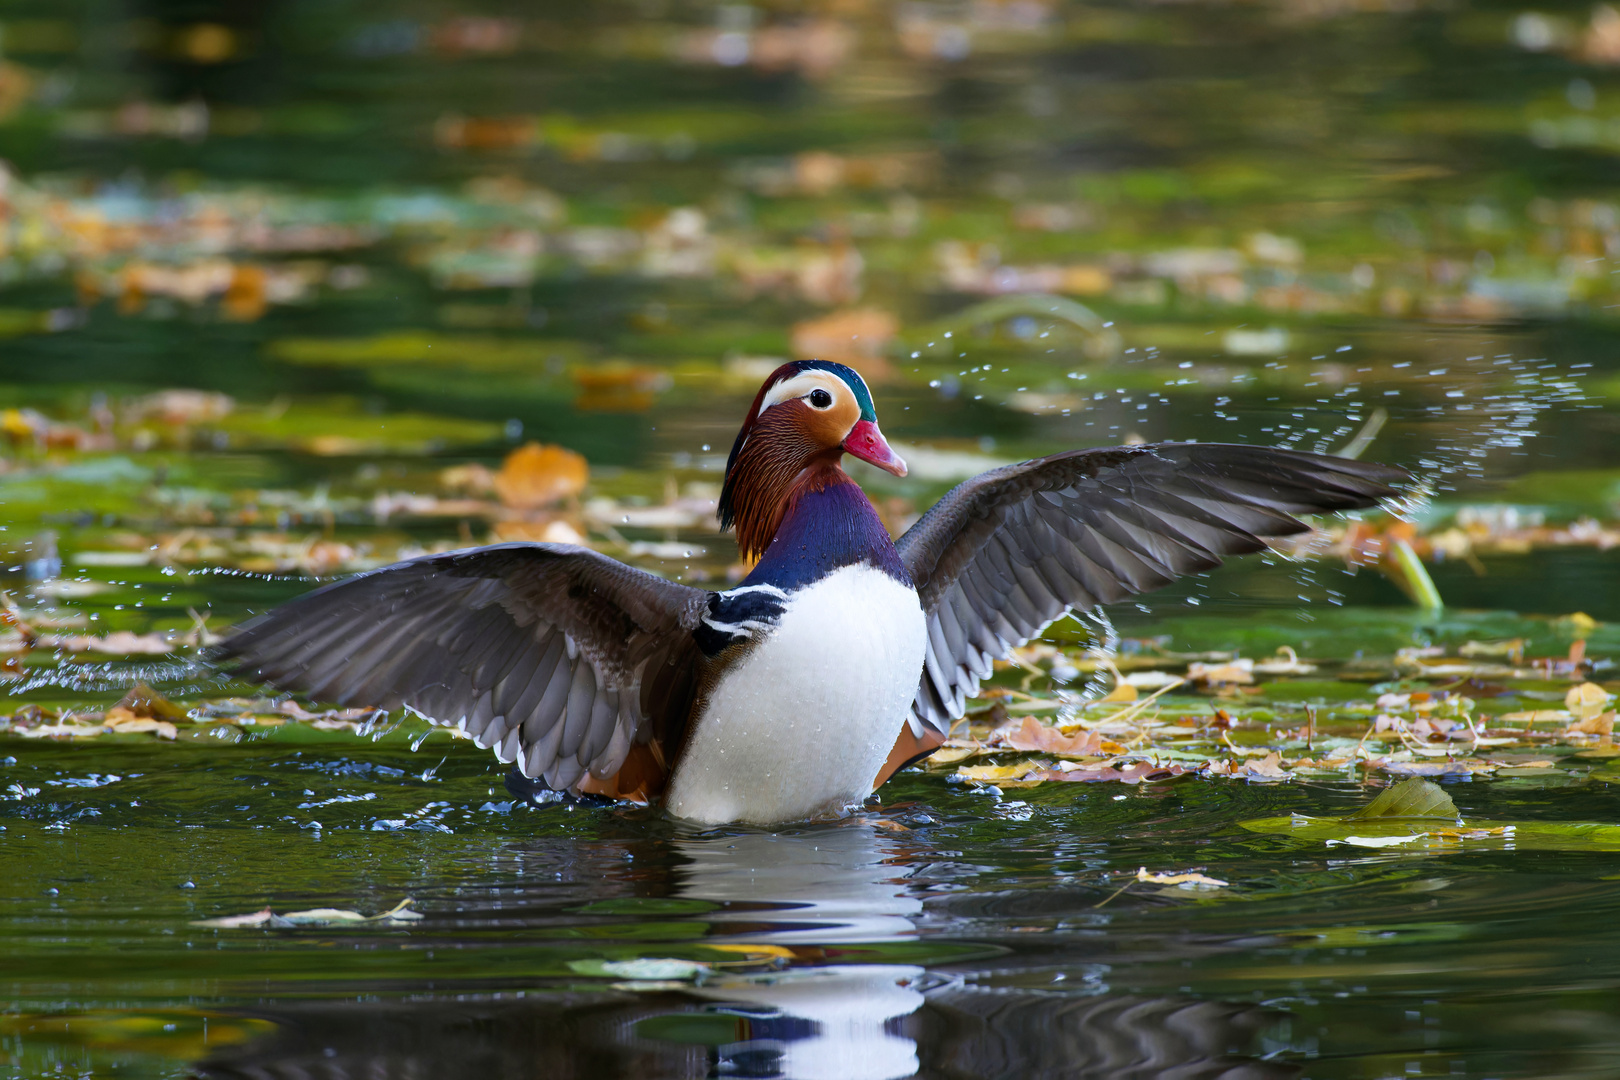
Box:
(886, 443), (1408, 767)
(215, 542), (711, 799)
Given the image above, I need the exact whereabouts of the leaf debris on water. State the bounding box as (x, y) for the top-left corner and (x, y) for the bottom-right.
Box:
(1136, 867), (1229, 887)
(191, 897), (422, 928)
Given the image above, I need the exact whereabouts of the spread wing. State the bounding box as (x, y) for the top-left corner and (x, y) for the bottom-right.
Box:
(894, 443), (1408, 743)
(215, 543), (710, 798)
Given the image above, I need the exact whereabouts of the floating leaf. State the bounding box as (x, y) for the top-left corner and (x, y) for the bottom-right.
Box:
(189, 908), (277, 929)
(1030, 761), (1188, 784)
(1327, 834), (1429, 848)
(1136, 867), (1228, 887)
(192, 897), (420, 928)
(103, 711), (178, 740)
(1374, 759), (1476, 777)
(1567, 711), (1615, 736)
(955, 762), (1042, 783)
(1350, 778), (1459, 820)
(1236, 751), (1290, 781)
(990, 715), (1104, 756)
(114, 683), (188, 722)
(568, 958), (709, 981)
(1185, 659), (1254, 686)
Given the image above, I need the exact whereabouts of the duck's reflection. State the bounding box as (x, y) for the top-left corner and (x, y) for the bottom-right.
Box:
(195, 820), (1296, 1080)
(676, 822), (923, 943)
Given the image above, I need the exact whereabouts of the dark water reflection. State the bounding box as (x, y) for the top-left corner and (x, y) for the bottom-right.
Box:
(189, 822), (1293, 1080)
(9, 775), (1620, 1077)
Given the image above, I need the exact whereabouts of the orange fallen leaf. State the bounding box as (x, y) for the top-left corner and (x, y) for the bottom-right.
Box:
(492, 442), (588, 509)
(1567, 711), (1615, 736)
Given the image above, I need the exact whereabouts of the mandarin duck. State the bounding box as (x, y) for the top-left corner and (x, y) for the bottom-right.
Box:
(220, 361), (1408, 824)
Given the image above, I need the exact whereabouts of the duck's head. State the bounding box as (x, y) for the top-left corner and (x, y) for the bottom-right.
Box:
(719, 361), (906, 558)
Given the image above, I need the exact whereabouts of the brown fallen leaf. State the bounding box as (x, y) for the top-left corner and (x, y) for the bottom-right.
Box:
(275, 699), (324, 721)
(492, 442), (588, 509)
(115, 682), (188, 721)
(1235, 751), (1290, 781)
(990, 715), (1105, 756)
(1374, 758), (1476, 776)
(1136, 867), (1229, 887)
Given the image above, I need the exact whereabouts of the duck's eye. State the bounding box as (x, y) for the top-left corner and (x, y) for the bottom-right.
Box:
(808, 388), (833, 409)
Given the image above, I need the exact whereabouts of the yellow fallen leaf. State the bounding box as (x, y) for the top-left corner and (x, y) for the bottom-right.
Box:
(1099, 683), (1138, 703)
(103, 709), (178, 740)
(1566, 682), (1613, 720)
(1430, 826), (1513, 840)
(955, 762), (1042, 783)
(1136, 867), (1228, 887)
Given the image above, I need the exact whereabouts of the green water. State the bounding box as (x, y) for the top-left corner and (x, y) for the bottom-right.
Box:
(3, 0), (1620, 1076)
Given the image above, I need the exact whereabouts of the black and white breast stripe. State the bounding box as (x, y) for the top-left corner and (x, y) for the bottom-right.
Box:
(693, 583), (790, 658)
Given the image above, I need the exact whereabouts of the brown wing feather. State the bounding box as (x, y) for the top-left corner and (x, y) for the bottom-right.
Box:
(215, 543), (710, 800)
(894, 443), (1409, 740)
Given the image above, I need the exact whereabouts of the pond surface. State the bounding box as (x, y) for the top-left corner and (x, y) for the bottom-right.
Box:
(3, 0), (1620, 1077)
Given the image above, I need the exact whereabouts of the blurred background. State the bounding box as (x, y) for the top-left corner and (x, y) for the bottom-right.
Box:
(0, 0), (1614, 620)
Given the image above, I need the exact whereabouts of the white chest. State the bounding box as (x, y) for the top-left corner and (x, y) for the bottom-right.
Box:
(666, 564), (927, 825)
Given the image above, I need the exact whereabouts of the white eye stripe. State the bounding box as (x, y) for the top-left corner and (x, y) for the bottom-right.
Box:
(759, 371), (846, 415)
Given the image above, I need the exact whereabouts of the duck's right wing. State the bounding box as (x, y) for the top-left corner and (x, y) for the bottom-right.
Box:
(215, 542), (711, 800)
(892, 443), (1409, 751)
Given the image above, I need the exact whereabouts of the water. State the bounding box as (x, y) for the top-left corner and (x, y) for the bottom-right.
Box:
(3, 0), (1620, 1076)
